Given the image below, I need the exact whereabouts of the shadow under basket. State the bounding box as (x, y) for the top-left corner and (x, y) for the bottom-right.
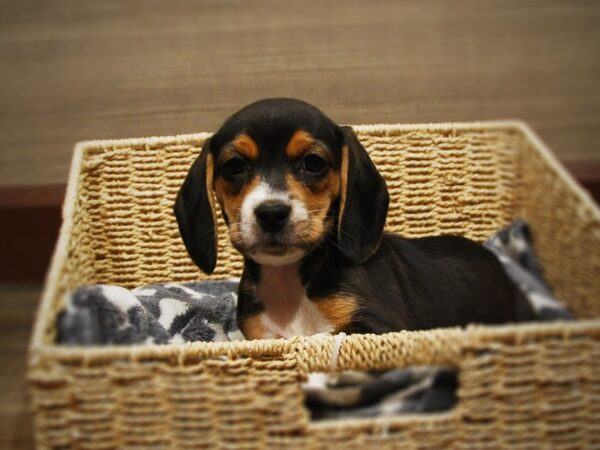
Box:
(29, 122), (600, 449)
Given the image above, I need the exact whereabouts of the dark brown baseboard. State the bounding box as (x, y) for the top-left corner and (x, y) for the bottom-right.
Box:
(0, 185), (66, 283)
(1, 163), (598, 283)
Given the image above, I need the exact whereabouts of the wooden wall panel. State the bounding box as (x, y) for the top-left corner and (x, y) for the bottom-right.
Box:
(1, 0), (599, 187)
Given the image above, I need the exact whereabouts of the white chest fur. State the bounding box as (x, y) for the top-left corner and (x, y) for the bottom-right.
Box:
(257, 264), (333, 338)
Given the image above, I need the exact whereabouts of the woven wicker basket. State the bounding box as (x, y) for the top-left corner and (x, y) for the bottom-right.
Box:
(29, 122), (600, 449)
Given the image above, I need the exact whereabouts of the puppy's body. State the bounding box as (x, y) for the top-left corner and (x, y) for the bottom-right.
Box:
(175, 98), (532, 340)
(237, 233), (528, 338)
(350, 234), (526, 332)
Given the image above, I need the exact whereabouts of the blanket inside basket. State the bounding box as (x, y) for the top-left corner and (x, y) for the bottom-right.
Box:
(56, 219), (572, 419)
(56, 279), (243, 345)
(56, 219), (571, 347)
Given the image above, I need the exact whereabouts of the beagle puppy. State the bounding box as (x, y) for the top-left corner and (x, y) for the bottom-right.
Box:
(175, 98), (532, 339)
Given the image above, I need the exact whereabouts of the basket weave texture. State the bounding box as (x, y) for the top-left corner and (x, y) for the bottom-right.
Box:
(29, 122), (600, 449)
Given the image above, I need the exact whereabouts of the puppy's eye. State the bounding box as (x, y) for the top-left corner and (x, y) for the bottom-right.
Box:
(223, 158), (246, 177)
(302, 154), (327, 174)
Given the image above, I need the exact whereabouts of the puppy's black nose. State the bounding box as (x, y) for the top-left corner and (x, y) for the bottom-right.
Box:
(255, 202), (291, 232)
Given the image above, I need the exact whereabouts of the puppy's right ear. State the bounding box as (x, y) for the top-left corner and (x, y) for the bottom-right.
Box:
(174, 138), (218, 274)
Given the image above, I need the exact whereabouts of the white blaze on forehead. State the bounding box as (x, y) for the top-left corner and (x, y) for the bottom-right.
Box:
(240, 181), (308, 240)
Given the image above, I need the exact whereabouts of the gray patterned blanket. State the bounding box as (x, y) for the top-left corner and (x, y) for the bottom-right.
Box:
(56, 219), (572, 420)
(57, 280), (243, 345)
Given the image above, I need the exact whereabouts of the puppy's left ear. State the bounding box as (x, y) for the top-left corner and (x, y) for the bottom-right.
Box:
(337, 126), (389, 264)
(174, 138), (219, 274)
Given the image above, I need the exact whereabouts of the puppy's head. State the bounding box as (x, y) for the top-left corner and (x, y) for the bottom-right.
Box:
(175, 98), (389, 273)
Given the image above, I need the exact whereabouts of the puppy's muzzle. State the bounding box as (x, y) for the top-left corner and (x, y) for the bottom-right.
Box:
(254, 202), (291, 233)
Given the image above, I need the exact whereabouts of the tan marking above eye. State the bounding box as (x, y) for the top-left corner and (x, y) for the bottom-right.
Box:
(286, 130), (316, 159)
(232, 133), (259, 160)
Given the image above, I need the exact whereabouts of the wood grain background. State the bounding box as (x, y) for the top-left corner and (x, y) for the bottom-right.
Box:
(1, 0), (599, 187)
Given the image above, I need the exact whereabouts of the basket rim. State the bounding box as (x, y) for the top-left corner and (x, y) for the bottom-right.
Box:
(29, 120), (600, 369)
(29, 320), (600, 369)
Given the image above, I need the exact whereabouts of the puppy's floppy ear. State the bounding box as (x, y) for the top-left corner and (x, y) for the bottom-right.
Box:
(337, 126), (389, 264)
(174, 138), (218, 274)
